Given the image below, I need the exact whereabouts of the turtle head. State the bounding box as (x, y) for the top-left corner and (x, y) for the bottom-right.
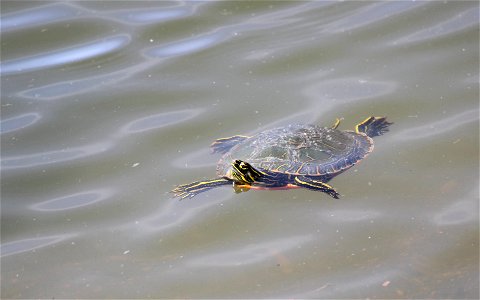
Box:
(230, 160), (263, 185)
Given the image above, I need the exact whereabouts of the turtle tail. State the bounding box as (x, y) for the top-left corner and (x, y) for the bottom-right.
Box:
(355, 116), (393, 137)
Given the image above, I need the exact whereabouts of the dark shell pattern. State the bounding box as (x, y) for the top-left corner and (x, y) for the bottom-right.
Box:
(217, 124), (373, 177)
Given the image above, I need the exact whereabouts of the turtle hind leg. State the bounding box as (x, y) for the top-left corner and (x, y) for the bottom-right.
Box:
(172, 178), (231, 199)
(331, 118), (343, 130)
(210, 135), (249, 154)
(294, 176), (340, 199)
(355, 116), (393, 137)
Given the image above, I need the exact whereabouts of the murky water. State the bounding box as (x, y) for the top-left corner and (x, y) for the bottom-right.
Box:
(1, 1), (478, 298)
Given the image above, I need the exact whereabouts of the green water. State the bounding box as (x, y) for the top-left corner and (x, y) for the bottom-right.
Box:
(1, 1), (478, 298)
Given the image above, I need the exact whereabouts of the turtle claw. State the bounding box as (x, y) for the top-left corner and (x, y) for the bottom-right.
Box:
(172, 191), (192, 200)
(328, 189), (340, 199)
(171, 185), (198, 199)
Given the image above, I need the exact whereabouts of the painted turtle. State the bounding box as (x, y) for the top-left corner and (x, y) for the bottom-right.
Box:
(172, 116), (392, 199)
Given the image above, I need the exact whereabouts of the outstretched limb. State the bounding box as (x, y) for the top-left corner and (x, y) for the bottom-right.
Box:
(355, 116), (393, 137)
(331, 118), (343, 130)
(211, 135), (250, 154)
(294, 176), (340, 199)
(172, 178), (231, 199)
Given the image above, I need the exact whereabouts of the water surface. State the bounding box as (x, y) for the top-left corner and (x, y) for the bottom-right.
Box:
(1, 1), (478, 298)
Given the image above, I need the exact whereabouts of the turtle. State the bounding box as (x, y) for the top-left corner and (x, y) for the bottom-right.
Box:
(172, 116), (392, 199)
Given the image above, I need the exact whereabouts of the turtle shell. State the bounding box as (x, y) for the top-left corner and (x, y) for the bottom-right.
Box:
(217, 124), (373, 177)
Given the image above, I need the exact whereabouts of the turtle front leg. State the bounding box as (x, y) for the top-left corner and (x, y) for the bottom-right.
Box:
(293, 176), (340, 199)
(172, 178), (232, 199)
(331, 118), (343, 130)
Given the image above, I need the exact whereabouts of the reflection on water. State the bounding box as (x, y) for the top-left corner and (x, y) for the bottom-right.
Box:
(31, 189), (113, 211)
(140, 193), (228, 233)
(122, 109), (203, 133)
(1, 34), (131, 74)
(394, 5), (479, 44)
(0, 113), (41, 134)
(319, 209), (380, 223)
(323, 1), (422, 32)
(1, 141), (111, 170)
(17, 60), (153, 100)
(113, 6), (193, 24)
(394, 109), (478, 141)
(146, 30), (229, 58)
(1, 3), (80, 31)
(433, 192), (478, 226)
(1, 1), (478, 298)
(1, 235), (74, 257)
(188, 235), (312, 267)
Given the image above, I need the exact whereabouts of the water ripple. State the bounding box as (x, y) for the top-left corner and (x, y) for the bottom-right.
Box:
(0, 34), (131, 75)
(0, 113), (41, 134)
(324, 1), (423, 32)
(140, 191), (230, 232)
(394, 6), (479, 45)
(113, 6), (193, 24)
(145, 30), (228, 58)
(320, 209), (380, 223)
(1, 3), (82, 31)
(188, 235), (312, 267)
(171, 148), (216, 169)
(2, 109), (199, 171)
(18, 60), (154, 100)
(432, 193), (478, 226)
(30, 189), (113, 211)
(1, 142), (111, 170)
(1, 234), (74, 257)
(122, 109), (203, 133)
(394, 109), (478, 141)
(304, 78), (396, 102)
(302, 77), (397, 120)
